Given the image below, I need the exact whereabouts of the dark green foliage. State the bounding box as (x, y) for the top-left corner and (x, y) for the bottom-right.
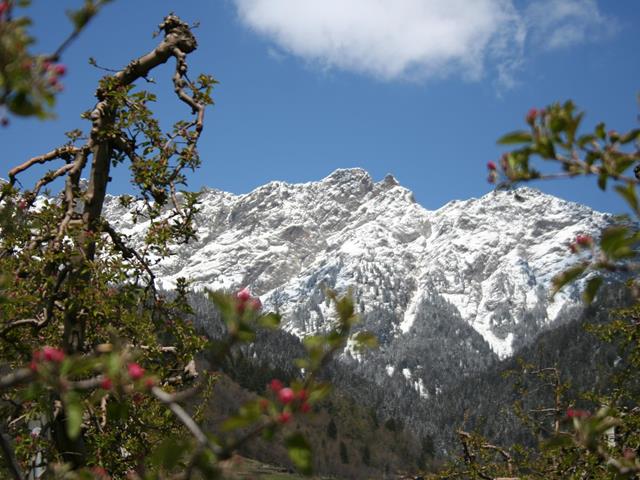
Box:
(361, 445), (371, 466)
(339, 441), (349, 464)
(327, 419), (337, 440)
(385, 418), (397, 432)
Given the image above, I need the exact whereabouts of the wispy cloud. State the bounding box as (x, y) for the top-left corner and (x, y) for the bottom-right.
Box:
(232, 0), (615, 86)
(525, 0), (616, 51)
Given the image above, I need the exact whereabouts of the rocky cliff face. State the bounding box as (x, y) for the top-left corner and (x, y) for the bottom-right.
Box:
(104, 168), (610, 392)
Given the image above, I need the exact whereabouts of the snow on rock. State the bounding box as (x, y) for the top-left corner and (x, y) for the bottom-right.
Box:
(103, 168), (611, 359)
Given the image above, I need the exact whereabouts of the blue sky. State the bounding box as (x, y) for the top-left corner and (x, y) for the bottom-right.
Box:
(2, 0), (639, 214)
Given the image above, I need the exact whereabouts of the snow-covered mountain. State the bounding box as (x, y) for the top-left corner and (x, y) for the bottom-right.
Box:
(104, 168), (610, 363)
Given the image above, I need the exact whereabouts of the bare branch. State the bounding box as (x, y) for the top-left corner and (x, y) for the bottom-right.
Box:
(0, 265), (67, 338)
(457, 430), (515, 479)
(101, 221), (157, 291)
(150, 385), (222, 456)
(28, 163), (75, 206)
(0, 317), (46, 337)
(7, 145), (79, 185)
(0, 368), (34, 390)
(171, 48), (204, 134)
(0, 424), (23, 480)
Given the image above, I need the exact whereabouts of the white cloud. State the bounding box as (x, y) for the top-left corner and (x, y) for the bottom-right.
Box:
(525, 0), (616, 50)
(232, 0), (614, 85)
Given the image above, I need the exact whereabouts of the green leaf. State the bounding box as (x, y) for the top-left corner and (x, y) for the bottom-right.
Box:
(207, 290), (235, 321)
(64, 391), (83, 439)
(106, 400), (129, 422)
(614, 183), (639, 216)
(257, 312), (281, 329)
(595, 122), (606, 140)
(583, 277), (603, 304)
(152, 438), (188, 469)
(613, 156), (636, 176)
(8, 92), (42, 117)
(106, 352), (120, 378)
(551, 263), (588, 297)
(597, 172), (608, 191)
(335, 295), (355, 323)
(585, 150), (601, 166)
(535, 137), (556, 159)
(193, 449), (220, 479)
(285, 433), (313, 475)
(303, 335), (325, 350)
(549, 115), (568, 134)
(497, 131), (533, 145)
(262, 425), (275, 441)
(600, 226), (634, 260)
(566, 111), (584, 144)
(221, 404), (260, 432)
(352, 331), (378, 351)
(221, 415), (253, 432)
(308, 383), (331, 403)
(543, 434), (574, 450)
(577, 134), (596, 149)
(620, 128), (640, 144)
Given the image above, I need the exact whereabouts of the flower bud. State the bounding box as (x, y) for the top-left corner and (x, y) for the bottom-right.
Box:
(42, 346), (65, 363)
(278, 387), (295, 404)
(567, 408), (590, 418)
(127, 362), (145, 380)
(236, 287), (251, 302)
(269, 379), (284, 393)
(575, 234), (592, 246)
(277, 411), (292, 424)
(53, 64), (67, 76)
(249, 297), (262, 311)
(100, 377), (113, 390)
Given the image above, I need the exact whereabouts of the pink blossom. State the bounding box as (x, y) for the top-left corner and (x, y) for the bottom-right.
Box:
(575, 235), (592, 246)
(53, 64), (67, 76)
(269, 379), (284, 393)
(249, 297), (262, 311)
(278, 387), (295, 404)
(567, 408), (590, 418)
(236, 287), (251, 302)
(100, 377), (113, 390)
(277, 411), (292, 424)
(127, 363), (145, 380)
(42, 346), (65, 363)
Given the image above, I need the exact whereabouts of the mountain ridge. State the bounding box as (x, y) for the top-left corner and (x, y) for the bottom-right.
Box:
(104, 168), (611, 367)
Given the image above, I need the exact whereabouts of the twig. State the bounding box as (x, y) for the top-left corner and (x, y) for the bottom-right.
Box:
(48, 0), (113, 62)
(0, 265), (68, 338)
(101, 221), (157, 292)
(150, 386), (222, 455)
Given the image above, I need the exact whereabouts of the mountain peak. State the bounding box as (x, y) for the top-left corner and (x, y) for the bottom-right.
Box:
(323, 167), (371, 182)
(104, 171), (610, 358)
